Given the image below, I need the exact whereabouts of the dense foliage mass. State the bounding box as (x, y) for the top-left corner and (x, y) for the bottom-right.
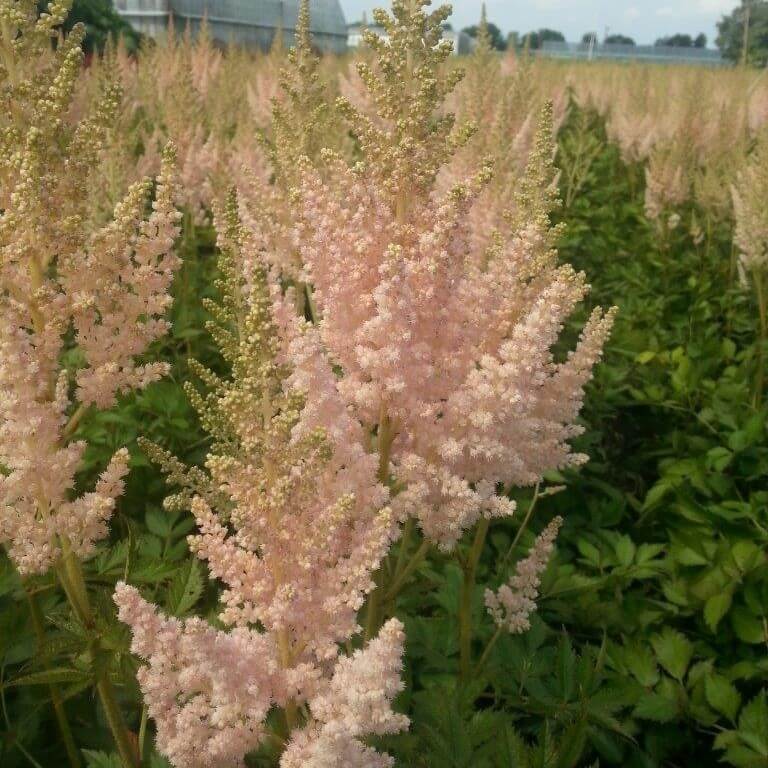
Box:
(1, 2), (767, 768)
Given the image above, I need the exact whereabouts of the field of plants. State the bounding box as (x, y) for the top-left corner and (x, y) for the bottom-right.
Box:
(2, 1), (768, 767)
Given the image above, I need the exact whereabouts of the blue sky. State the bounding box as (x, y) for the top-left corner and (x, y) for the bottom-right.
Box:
(339, 0), (739, 46)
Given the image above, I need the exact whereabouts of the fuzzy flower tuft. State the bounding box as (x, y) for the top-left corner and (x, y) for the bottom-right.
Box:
(485, 516), (563, 634)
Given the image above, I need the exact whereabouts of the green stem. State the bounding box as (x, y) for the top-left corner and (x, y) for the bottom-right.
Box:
(459, 518), (490, 681)
(500, 483), (541, 573)
(23, 588), (81, 768)
(304, 282), (318, 325)
(363, 405), (397, 641)
(474, 625), (503, 677)
(62, 404), (88, 442)
(138, 706), (148, 762)
(392, 518), (414, 581)
(383, 540), (430, 603)
(95, 668), (138, 768)
(56, 540), (139, 768)
(364, 576), (383, 643)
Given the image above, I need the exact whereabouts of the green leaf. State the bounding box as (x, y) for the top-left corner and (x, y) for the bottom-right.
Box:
(633, 692), (678, 722)
(4, 668), (90, 688)
(705, 673), (741, 722)
(731, 607), (766, 645)
(732, 541), (763, 573)
(166, 559), (204, 616)
(651, 628), (693, 681)
(642, 481), (673, 511)
(615, 536), (636, 567)
(739, 691), (768, 752)
(82, 751), (122, 768)
(706, 446), (733, 472)
(146, 506), (174, 538)
(576, 539), (602, 565)
(623, 641), (659, 687)
(705, 591), (733, 632)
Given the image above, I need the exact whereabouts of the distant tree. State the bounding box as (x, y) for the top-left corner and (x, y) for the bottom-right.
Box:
(717, 1), (768, 65)
(605, 33), (635, 45)
(581, 31), (598, 45)
(49, 0), (141, 53)
(507, 30), (520, 49)
(523, 28), (565, 50)
(463, 21), (506, 50)
(655, 33), (695, 46)
(694, 32), (708, 47)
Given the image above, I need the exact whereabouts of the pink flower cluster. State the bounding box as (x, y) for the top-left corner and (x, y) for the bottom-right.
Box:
(485, 516), (563, 634)
(0, 134), (180, 574)
(116, 584), (407, 768)
(116, 193), (408, 766)
(297, 158), (614, 548)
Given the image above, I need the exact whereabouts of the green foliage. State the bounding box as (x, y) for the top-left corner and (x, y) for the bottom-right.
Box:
(605, 34), (635, 45)
(717, 1), (768, 65)
(539, 104), (768, 766)
(521, 29), (565, 50)
(462, 21), (506, 51)
(41, 0), (142, 54)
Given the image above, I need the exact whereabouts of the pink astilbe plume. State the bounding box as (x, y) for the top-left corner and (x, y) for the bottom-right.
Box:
(0, 2), (181, 575)
(117, 193), (406, 767)
(281, 617), (409, 768)
(114, 583), (282, 768)
(485, 516), (563, 634)
(295, 1), (615, 549)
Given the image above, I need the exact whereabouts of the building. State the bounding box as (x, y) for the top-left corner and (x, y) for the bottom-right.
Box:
(346, 22), (475, 55)
(537, 41), (726, 66)
(114, 0), (348, 53)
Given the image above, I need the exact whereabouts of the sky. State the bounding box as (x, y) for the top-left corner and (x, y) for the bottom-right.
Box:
(339, 0), (739, 46)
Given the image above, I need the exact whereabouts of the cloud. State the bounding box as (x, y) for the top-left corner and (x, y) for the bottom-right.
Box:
(693, 0), (733, 11)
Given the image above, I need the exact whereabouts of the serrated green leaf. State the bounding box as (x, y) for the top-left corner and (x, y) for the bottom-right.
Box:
(731, 607), (766, 645)
(705, 673), (741, 722)
(633, 692), (678, 722)
(615, 535), (636, 567)
(166, 559), (204, 616)
(146, 507), (174, 538)
(623, 641), (659, 687)
(705, 591), (733, 632)
(739, 691), (768, 751)
(651, 628), (693, 681)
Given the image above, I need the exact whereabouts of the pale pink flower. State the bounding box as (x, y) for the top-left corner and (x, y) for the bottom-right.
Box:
(485, 516), (562, 633)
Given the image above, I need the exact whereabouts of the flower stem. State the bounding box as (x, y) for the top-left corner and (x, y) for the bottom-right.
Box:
(459, 518), (490, 680)
(500, 482), (541, 573)
(95, 667), (138, 768)
(363, 405), (398, 641)
(384, 540), (430, 603)
(474, 625), (503, 677)
(56, 539), (139, 768)
(23, 587), (81, 768)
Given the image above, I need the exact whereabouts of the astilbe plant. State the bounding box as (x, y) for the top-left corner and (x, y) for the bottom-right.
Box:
(239, 0), (344, 293)
(295, 0), (615, 553)
(115, 194), (406, 768)
(0, 1), (181, 764)
(0, 0), (180, 574)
